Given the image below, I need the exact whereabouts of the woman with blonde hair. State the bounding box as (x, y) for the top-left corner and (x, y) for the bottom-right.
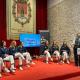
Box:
(9, 40), (25, 70)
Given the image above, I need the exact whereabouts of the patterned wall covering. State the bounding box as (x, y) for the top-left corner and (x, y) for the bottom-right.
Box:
(48, 0), (80, 60)
(48, 0), (80, 45)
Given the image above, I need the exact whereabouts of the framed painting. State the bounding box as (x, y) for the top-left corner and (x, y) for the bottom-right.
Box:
(6, 0), (36, 40)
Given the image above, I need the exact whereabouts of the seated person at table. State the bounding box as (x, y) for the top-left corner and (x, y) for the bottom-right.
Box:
(60, 41), (70, 64)
(17, 42), (35, 67)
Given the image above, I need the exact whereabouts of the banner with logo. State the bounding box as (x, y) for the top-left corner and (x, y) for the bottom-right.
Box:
(6, 0), (36, 40)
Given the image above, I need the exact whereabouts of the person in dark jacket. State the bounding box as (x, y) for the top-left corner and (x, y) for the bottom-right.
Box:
(40, 36), (47, 55)
(60, 41), (70, 64)
(9, 41), (25, 70)
(50, 41), (60, 63)
(1, 41), (15, 73)
(74, 44), (78, 66)
(73, 33), (80, 67)
(44, 41), (53, 64)
(17, 42), (35, 67)
(74, 33), (80, 46)
(74, 44), (80, 67)
(0, 40), (14, 77)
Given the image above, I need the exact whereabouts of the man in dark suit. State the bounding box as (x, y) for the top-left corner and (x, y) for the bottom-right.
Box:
(74, 33), (80, 67)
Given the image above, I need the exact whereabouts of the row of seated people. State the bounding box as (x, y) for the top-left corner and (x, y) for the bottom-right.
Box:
(42, 41), (70, 64)
(0, 40), (35, 78)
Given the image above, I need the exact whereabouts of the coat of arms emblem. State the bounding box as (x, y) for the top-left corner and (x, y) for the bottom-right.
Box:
(12, 0), (31, 27)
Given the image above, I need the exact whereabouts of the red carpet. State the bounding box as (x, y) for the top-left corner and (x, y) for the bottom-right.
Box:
(1, 59), (80, 80)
